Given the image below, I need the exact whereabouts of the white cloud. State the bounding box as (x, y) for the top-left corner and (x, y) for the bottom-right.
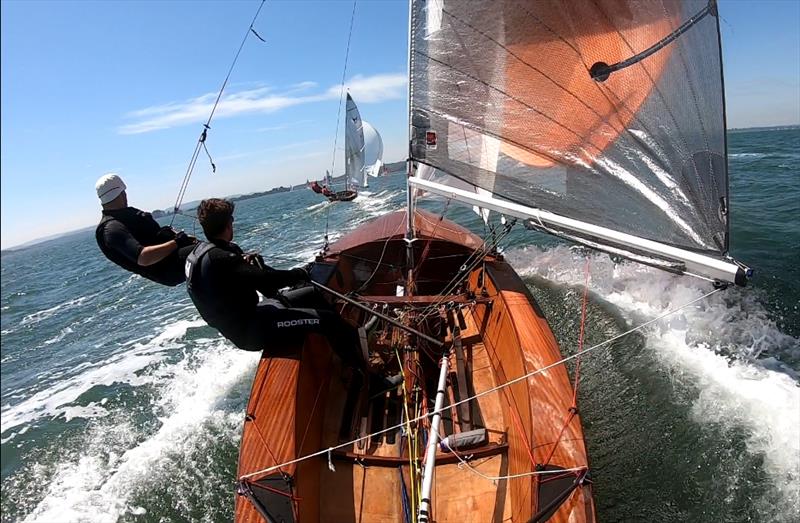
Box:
(118, 73), (406, 135)
(327, 73), (407, 103)
(255, 119), (314, 132)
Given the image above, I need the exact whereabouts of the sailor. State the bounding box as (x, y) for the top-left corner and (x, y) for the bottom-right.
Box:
(184, 198), (361, 366)
(95, 173), (198, 286)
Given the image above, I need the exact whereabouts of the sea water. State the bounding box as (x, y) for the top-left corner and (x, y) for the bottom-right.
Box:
(1, 127), (798, 522)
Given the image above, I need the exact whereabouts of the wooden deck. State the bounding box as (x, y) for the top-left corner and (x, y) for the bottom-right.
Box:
(235, 210), (594, 522)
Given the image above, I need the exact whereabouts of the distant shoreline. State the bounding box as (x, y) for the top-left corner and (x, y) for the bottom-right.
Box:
(2, 122), (796, 253)
(2, 160), (408, 253)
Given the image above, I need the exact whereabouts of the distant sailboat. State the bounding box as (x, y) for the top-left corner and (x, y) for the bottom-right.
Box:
(313, 93), (382, 202)
(346, 93), (384, 190)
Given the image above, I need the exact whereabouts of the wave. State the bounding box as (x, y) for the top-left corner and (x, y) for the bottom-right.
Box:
(43, 326), (74, 345)
(351, 188), (405, 226)
(730, 153), (766, 159)
(20, 341), (256, 522)
(0, 318), (208, 438)
(305, 201), (327, 212)
(19, 293), (98, 327)
(507, 245), (800, 514)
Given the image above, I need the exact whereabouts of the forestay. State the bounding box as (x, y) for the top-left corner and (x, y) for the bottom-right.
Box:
(408, 0), (748, 284)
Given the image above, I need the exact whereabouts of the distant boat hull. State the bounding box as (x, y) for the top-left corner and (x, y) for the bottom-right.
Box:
(327, 190), (357, 202)
(234, 210), (595, 522)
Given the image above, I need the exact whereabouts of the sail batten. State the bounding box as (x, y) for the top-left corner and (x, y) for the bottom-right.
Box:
(409, 0), (735, 264)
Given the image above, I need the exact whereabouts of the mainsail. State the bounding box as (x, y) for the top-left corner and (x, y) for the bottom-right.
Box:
(345, 93), (366, 189)
(408, 0), (747, 284)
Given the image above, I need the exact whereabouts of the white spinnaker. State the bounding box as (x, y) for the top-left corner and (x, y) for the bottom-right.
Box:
(345, 93), (366, 189)
(362, 121), (384, 186)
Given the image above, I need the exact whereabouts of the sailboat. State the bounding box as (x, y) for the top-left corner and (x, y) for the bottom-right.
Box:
(235, 0), (749, 521)
(315, 93), (384, 202)
(347, 93), (385, 190)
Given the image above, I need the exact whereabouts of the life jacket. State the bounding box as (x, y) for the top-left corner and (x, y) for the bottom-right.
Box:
(95, 209), (185, 286)
(184, 241), (230, 328)
(184, 241), (216, 293)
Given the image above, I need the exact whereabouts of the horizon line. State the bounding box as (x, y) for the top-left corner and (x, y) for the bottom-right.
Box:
(4, 122), (799, 252)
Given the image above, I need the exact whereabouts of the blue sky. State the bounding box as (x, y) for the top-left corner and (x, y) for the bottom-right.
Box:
(1, 0), (798, 249)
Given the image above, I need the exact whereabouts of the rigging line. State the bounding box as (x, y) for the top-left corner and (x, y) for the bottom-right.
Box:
(329, 0), (358, 181)
(415, 219), (516, 322)
(572, 259), (591, 405)
(352, 218), (406, 295)
(171, 142), (204, 226)
(239, 285), (724, 482)
(411, 198), (451, 282)
(542, 259), (590, 468)
(323, 202), (332, 252)
(170, 0), (268, 224)
(396, 346), (419, 523)
(418, 218), (510, 316)
(439, 427), (587, 482)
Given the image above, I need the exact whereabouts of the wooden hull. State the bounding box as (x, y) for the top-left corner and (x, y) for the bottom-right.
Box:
(235, 210), (594, 522)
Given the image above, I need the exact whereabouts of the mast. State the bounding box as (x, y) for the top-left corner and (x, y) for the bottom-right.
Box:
(404, 0), (416, 292)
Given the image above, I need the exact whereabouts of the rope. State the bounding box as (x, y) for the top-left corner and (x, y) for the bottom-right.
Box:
(411, 199), (451, 283)
(415, 217), (516, 322)
(170, 0), (267, 225)
(321, 0), (357, 247)
(352, 218), (406, 295)
(441, 433), (587, 482)
(328, 0), (358, 186)
(238, 286), (722, 481)
(396, 346), (420, 522)
(542, 259), (590, 467)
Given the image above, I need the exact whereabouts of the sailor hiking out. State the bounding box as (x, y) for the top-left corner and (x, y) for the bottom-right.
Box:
(184, 198), (362, 366)
(94, 173), (197, 286)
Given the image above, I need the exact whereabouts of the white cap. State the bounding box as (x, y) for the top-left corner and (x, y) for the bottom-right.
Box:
(95, 173), (127, 204)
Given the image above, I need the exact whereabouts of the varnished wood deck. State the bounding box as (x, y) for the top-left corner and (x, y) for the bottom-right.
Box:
(235, 210), (594, 522)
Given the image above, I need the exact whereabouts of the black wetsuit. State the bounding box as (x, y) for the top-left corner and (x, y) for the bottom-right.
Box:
(95, 207), (196, 286)
(185, 239), (360, 364)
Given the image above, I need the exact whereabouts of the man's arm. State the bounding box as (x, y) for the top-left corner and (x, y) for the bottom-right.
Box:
(104, 221), (177, 267)
(224, 254), (308, 296)
(137, 240), (178, 266)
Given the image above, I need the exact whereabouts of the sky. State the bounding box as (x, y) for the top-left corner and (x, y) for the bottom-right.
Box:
(1, 0), (799, 250)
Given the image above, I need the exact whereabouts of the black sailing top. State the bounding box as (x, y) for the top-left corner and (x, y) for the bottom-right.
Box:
(95, 207), (185, 286)
(184, 239), (307, 344)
